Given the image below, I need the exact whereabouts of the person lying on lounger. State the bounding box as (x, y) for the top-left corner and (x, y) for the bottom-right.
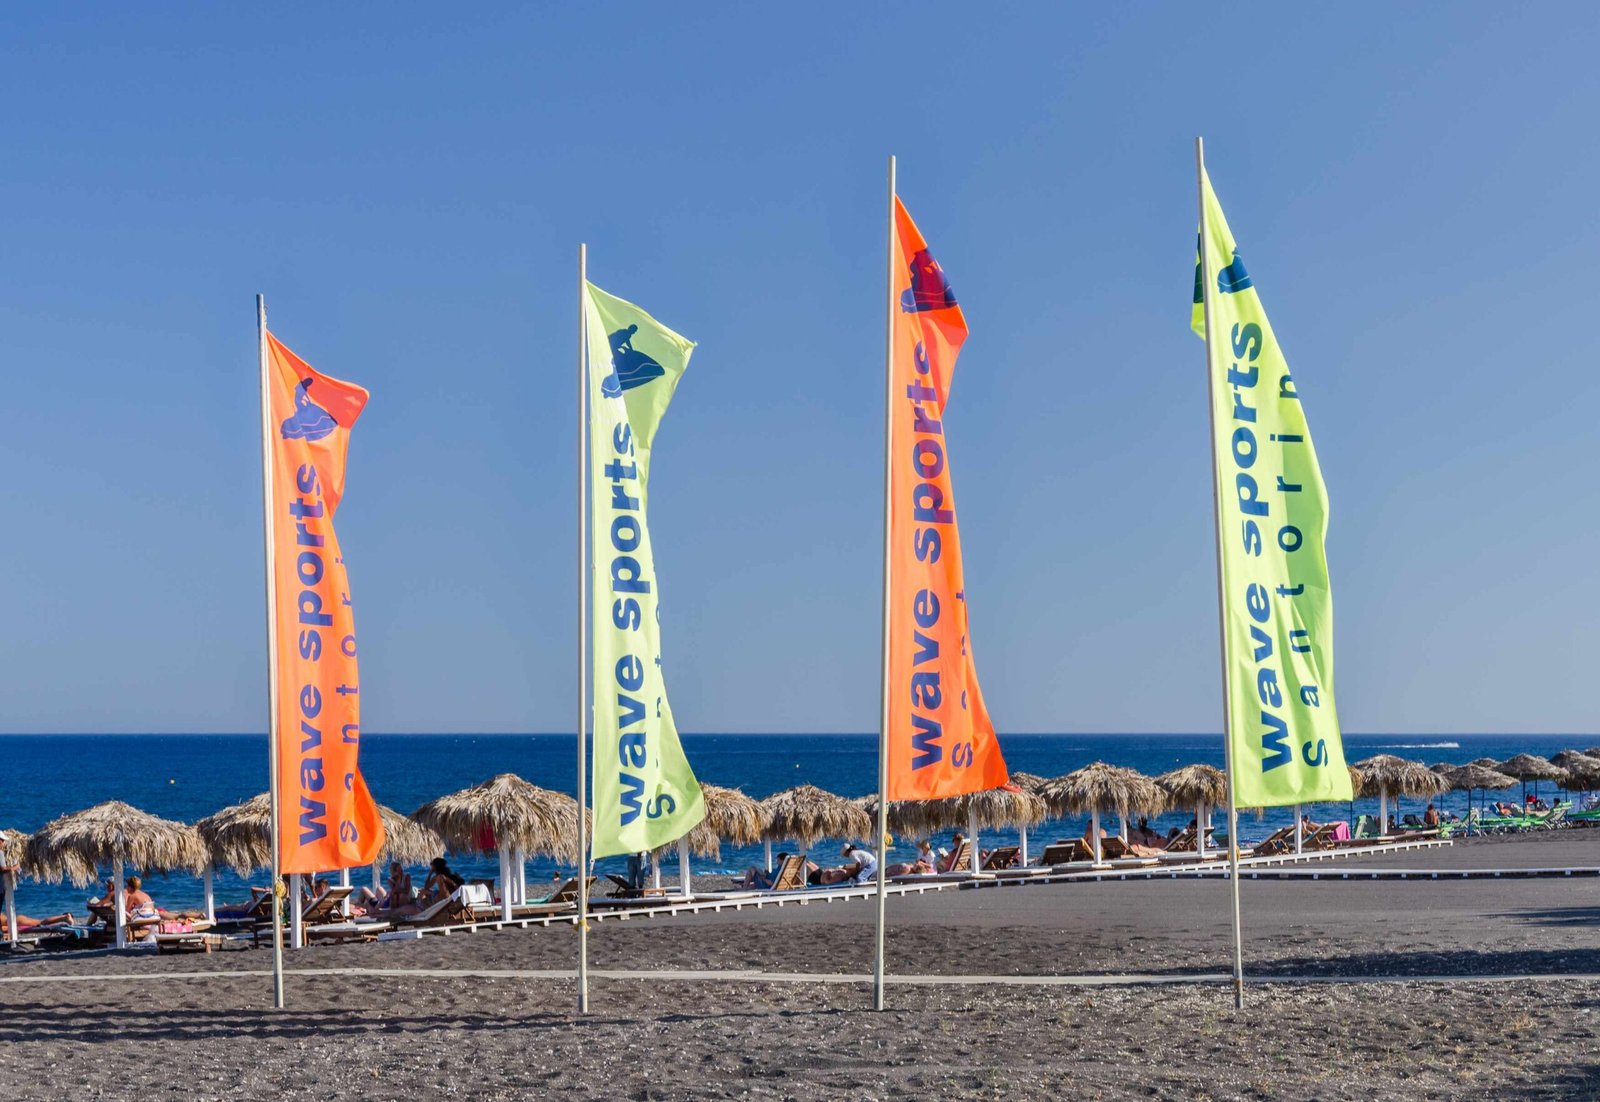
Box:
(0, 910), (75, 936)
(354, 862), (415, 912)
(885, 840), (937, 876)
(731, 852), (792, 889)
(812, 844), (878, 886)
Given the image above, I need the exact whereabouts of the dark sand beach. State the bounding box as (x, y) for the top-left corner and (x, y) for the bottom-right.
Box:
(5, 833), (1598, 1100)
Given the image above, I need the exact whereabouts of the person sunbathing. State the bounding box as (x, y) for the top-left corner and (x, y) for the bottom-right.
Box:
(354, 862), (414, 912)
(0, 910), (75, 936)
(936, 833), (968, 873)
(886, 839), (937, 876)
(732, 853), (791, 889)
(812, 844), (877, 886)
(1423, 804), (1441, 827)
(421, 858), (464, 903)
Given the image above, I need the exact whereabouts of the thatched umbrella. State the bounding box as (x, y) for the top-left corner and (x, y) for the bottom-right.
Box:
(1038, 763), (1167, 864)
(1351, 756), (1449, 836)
(413, 774), (584, 921)
(1157, 764), (1228, 858)
(653, 783), (766, 894)
(1549, 752), (1600, 796)
(1442, 764), (1517, 830)
(759, 785), (871, 868)
(905, 785), (1049, 873)
(22, 802), (206, 949)
(1498, 754), (1567, 806)
(195, 794), (443, 923)
(1, 828), (25, 948)
(1469, 758), (1501, 768)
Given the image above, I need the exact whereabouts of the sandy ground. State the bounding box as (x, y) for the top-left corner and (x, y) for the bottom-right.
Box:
(3, 833), (1598, 1100)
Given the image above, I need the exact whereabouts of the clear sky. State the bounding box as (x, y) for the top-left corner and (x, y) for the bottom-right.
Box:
(2, 4), (1596, 735)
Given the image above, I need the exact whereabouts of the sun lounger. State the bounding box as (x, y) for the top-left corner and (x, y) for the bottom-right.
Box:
(1250, 826), (1295, 857)
(304, 919), (392, 943)
(981, 846), (1019, 871)
(253, 885), (354, 943)
(401, 883), (494, 927)
(761, 853), (807, 892)
(1304, 823), (1341, 850)
(153, 919), (220, 954)
(1039, 840), (1094, 866)
(939, 840), (974, 873)
(605, 873), (669, 899)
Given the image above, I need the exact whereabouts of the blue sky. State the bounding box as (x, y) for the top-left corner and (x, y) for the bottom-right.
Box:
(1, 4), (1596, 734)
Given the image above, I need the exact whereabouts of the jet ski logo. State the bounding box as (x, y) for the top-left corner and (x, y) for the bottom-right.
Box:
(900, 248), (957, 313)
(280, 378), (339, 441)
(600, 324), (665, 398)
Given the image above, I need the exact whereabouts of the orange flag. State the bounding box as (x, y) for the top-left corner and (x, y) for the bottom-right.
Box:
(886, 197), (1009, 800)
(265, 333), (384, 873)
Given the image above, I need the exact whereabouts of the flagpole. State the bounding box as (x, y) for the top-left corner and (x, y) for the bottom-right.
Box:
(256, 293), (287, 1011)
(871, 153), (896, 1013)
(1195, 138), (1246, 1011)
(576, 242), (591, 1015)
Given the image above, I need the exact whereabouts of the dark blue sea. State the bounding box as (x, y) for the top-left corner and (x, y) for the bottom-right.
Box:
(1, 732), (1587, 916)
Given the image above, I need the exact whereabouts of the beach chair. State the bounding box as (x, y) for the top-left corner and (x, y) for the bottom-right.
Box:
(1304, 823), (1340, 850)
(304, 919), (392, 943)
(940, 840), (974, 874)
(152, 919), (220, 954)
(1039, 840), (1094, 866)
(1163, 826), (1197, 853)
(1538, 806), (1568, 830)
(252, 885), (354, 943)
(1250, 826), (1295, 857)
(764, 853), (807, 891)
(980, 846), (1019, 871)
(605, 873), (669, 899)
(214, 889), (275, 925)
(401, 883), (494, 927)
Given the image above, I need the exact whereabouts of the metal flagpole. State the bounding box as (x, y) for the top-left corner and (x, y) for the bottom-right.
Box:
(1195, 138), (1246, 1011)
(576, 243), (591, 1015)
(256, 293), (287, 1011)
(871, 154), (896, 1013)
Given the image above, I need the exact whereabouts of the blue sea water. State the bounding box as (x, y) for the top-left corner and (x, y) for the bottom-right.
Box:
(1, 732), (1588, 917)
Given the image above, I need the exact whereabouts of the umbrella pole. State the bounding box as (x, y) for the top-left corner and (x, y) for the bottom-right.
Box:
(1018, 822), (1029, 867)
(677, 837), (692, 899)
(763, 840), (773, 872)
(203, 864), (216, 924)
(1379, 787), (1388, 837)
(515, 848), (527, 905)
(371, 863), (382, 892)
(289, 873), (303, 948)
(1197, 801), (1208, 858)
(968, 807), (980, 876)
(650, 851), (663, 891)
(113, 858), (126, 950)
(499, 850), (513, 922)
(1090, 808), (1102, 865)
(1293, 804), (1302, 854)
(5, 869), (17, 948)
(338, 867), (351, 916)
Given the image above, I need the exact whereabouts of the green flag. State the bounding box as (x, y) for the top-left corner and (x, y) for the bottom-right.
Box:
(585, 281), (706, 858)
(1193, 169), (1352, 808)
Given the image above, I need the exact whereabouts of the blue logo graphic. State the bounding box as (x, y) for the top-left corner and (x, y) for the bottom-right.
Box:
(280, 378), (338, 441)
(900, 248), (957, 313)
(600, 324), (665, 398)
(1217, 250), (1253, 293)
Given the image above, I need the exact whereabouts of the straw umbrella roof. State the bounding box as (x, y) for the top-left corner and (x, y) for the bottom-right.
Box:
(1038, 763), (1168, 817)
(1351, 755), (1450, 798)
(1442, 764), (1517, 792)
(22, 801), (207, 888)
(1156, 764), (1229, 807)
(0, 828), (26, 875)
(1497, 753), (1566, 783)
(759, 785), (871, 848)
(884, 785), (1049, 838)
(194, 794), (274, 877)
(195, 794), (442, 876)
(412, 774), (584, 862)
(1007, 771), (1050, 794)
(1428, 761), (1456, 774)
(1550, 752), (1600, 789)
(661, 783), (768, 860)
(1469, 758), (1501, 768)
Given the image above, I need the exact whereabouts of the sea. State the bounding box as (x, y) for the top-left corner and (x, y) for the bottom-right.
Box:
(1, 732), (1587, 916)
